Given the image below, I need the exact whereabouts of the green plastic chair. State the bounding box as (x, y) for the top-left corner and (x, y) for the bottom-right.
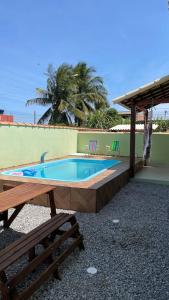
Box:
(106, 140), (120, 156)
(111, 140), (120, 152)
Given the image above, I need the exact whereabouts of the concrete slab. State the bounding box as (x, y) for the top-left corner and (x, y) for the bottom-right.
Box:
(133, 164), (169, 185)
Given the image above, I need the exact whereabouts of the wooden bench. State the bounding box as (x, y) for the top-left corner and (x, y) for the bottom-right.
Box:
(0, 213), (84, 300)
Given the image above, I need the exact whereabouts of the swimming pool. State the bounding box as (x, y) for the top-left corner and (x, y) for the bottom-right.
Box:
(1, 158), (121, 182)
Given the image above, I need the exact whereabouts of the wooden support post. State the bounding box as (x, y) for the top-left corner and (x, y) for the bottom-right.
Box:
(143, 109), (148, 165)
(130, 102), (136, 177)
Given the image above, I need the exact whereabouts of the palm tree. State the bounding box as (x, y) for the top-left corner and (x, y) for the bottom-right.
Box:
(26, 64), (84, 125)
(26, 62), (108, 125)
(72, 62), (108, 125)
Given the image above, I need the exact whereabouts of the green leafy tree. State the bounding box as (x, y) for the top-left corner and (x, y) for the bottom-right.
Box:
(154, 118), (169, 132)
(26, 62), (108, 125)
(86, 108), (122, 129)
(26, 64), (84, 125)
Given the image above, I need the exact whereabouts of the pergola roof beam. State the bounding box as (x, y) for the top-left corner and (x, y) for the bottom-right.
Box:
(113, 75), (169, 111)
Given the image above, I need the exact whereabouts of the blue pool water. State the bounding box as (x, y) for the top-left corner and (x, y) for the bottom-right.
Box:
(1, 158), (121, 182)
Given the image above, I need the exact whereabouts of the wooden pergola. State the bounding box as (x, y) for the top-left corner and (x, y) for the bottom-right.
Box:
(113, 75), (169, 177)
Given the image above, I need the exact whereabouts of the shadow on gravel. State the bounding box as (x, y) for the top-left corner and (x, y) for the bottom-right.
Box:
(0, 227), (24, 249)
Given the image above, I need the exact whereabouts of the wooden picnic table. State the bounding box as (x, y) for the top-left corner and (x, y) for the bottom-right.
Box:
(0, 183), (56, 228)
(0, 182), (84, 299)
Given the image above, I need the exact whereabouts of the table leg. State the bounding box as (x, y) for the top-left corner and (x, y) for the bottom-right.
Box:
(48, 191), (56, 217)
(3, 211), (8, 228)
(4, 204), (25, 228)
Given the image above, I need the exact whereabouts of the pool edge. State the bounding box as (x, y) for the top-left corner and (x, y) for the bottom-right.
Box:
(0, 159), (143, 213)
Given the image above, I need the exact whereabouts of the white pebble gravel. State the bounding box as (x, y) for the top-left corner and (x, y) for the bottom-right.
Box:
(0, 181), (169, 300)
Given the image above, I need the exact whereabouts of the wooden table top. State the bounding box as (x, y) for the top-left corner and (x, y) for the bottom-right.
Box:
(0, 183), (56, 213)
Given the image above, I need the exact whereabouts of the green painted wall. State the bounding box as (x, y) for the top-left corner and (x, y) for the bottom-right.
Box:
(1, 125), (169, 169)
(77, 132), (143, 157)
(0, 125), (78, 168)
(151, 133), (169, 164)
(77, 131), (169, 164)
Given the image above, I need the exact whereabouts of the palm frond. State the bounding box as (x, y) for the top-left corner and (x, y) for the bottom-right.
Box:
(35, 88), (48, 96)
(81, 101), (90, 114)
(58, 99), (69, 112)
(83, 99), (95, 111)
(26, 97), (52, 106)
(71, 107), (85, 120)
(38, 108), (52, 124)
(89, 76), (104, 86)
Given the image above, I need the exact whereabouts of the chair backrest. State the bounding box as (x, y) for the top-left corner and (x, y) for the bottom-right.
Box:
(89, 140), (97, 152)
(111, 140), (120, 151)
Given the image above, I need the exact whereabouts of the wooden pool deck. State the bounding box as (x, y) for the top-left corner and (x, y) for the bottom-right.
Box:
(0, 156), (143, 213)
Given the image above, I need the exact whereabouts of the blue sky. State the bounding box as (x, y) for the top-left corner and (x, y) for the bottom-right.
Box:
(0, 0), (169, 122)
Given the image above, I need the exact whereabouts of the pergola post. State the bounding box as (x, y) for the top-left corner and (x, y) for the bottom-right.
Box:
(130, 102), (136, 177)
(143, 109), (148, 165)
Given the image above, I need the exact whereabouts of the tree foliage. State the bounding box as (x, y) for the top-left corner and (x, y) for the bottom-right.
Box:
(26, 62), (108, 125)
(154, 118), (169, 132)
(86, 108), (122, 129)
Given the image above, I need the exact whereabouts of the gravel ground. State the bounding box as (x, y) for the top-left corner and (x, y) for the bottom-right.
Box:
(1, 181), (169, 300)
